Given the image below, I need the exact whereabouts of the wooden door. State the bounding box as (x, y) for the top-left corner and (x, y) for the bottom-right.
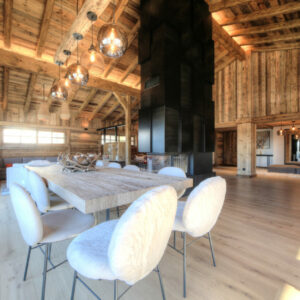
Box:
(223, 131), (237, 166)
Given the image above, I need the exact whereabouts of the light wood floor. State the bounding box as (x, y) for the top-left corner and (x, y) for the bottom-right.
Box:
(1, 172), (300, 300)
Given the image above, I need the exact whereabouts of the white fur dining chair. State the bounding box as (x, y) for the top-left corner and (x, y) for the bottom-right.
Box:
(9, 183), (95, 300)
(108, 162), (121, 169)
(123, 164), (140, 171)
(170, 176), (226, 297)
(158, 167), (187, 198)
(67, 185), (178, 300)
(28, 170), (73, 213)
(95, 160), (104, 167)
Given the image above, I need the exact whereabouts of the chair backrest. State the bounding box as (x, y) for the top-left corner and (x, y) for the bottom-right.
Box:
(183, 176), (226, 237)
(108, 185), (177, 285)
(10, 183), (43, 246)
(28, 170), (50, 213)
(108, 162), (121, 169)
(95, 160), (104, 167)
(123, 165), (140, 171)
(158, 167), (187, 198)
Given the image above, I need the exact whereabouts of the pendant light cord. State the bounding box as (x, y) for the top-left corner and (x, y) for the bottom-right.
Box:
(113, 0), (116, 24)
(76, 0), (79, 64)
(43, 84), (45, 102)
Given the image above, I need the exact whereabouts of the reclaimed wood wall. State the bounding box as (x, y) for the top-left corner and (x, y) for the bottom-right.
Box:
(0, 104), (102, 158)
(213, 49), (300, 125)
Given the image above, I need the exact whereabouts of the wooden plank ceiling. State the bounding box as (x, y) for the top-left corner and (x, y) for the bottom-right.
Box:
(0, 0), (299, 123)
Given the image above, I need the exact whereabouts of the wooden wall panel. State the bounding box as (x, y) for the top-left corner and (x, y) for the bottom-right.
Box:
(214, 49), (300, 126)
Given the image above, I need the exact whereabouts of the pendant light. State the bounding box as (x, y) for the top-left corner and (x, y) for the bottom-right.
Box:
(60, 101), (71, 121)
(80, 12), (104, 69)
(51, 64), (68, 100)
(38, 84), (49, 122)
(291, 121), (296, 131)
(66, 0), (89, 85)
(277, 122), (284, 136)
(51, 0), (68, 100)
(97, 0), (128, 58)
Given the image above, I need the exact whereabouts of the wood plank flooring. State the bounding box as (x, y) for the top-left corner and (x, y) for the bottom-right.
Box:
(0, 172), (299, 300)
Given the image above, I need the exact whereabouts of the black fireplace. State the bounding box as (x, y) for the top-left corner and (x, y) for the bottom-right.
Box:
(138, 0), (215, 184)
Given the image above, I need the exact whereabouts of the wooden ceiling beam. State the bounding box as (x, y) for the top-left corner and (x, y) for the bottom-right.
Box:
(228, 18), (300, 37)
(67, 85), (81, 104)
(119, 57), (138, 83)
(114, 0), (129, 22)
(2, 67), (9, 110)
(24, 73), (38, 112)
(36, 0), (55, 57)
(89, 92), (113, 121)
(102, 101), (120, 121)
(212, 19), (245, 60)
(215, 55), (236, 73)
(4, 0), (13, 48)
(217, 2), (300, 26)
(252, 42), (300, 52)
(240, 32), (300, 46)
(54, 0), (111, 64)
(77, 88), (98, 116)
(103, 20), (140, 78)
(0, 48), (140, 97)
(207, 0), (250, 12)
(112, 97), (139, 122)
(215, 49), (228, 64)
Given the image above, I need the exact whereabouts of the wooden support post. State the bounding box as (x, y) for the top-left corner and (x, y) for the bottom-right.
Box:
(125, 95), (131, 165)
(237, 122), (256, 176)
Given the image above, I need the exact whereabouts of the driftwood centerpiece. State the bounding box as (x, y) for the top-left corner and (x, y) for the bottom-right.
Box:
(58, 153), (100, 173)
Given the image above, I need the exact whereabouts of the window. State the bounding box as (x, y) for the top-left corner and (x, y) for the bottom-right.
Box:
(3, 128), (36, 144)
(38, 131), (64, 144)
(3, 128), (65, 145)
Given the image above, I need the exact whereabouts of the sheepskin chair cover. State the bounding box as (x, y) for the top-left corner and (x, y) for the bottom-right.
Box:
(28, 171), (50, 213)
(108, 162), (121, 168)
(158, 167), (187, 198)
(10, 183), (43, 246)
(183, 176), (226, 237)
(108, 185), (178, 285)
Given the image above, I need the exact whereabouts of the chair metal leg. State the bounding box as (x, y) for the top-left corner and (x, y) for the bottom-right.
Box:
(48, 244), (52, 261)
(114, 280), (118, 300)
(106, 209), (110, 221)
(156, 266), (166, 300)
(70, 271), (77, 300)
(208, 232), (216, 267)
(173, 232), (176, 248)
(183, 232), (187, 298)
(23, 246), (32, 281)
(41, 244), (49, 300)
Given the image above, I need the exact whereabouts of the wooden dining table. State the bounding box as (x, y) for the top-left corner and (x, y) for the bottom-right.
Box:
(26, 164), (193, 220)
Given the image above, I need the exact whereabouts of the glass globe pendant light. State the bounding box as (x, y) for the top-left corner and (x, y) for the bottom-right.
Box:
(66, 0), (89, 85)
(97, 0), (128, 58)
(51, 63), (68, 100)
(66, 34), (89, 85)
(38, 84), (49, 122)
(80, 12), (104, 69)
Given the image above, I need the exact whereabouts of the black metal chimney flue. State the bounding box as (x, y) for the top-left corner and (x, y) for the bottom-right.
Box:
(138, 0), (215, 184)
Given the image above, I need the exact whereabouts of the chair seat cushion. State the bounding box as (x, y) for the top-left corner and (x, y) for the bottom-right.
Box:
(173, 201), (186, 232)
(49, 194), (73, 211)
(41, 209), (95, 244)
(67, 220), (119, 281)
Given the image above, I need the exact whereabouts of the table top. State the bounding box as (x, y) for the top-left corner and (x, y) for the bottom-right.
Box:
(26, 165), (193, 214)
